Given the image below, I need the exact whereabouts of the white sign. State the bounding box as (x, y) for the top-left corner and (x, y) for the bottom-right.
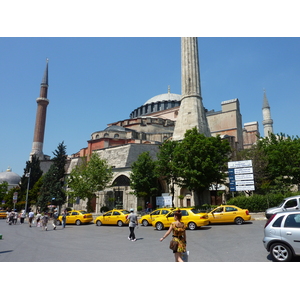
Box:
(234, 167), (253, 174)
(235, 174), (254, 180)
(236, 180), (255, 185)
(228, 160), (252, 169)
(235, 185), (255, 191)
(156, 196), (172, 207)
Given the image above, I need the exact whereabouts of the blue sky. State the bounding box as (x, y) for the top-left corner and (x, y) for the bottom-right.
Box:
(1, 37), (300, 176)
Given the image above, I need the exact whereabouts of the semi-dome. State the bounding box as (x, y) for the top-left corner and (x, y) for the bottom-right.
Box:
(0, 168), (21, 185)
(144, 93), (181, 105)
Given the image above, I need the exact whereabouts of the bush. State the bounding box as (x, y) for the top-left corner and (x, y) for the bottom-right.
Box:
(226, 192), (299, 212)
(100, 206), (110, 213)
(137, 206), (143, 212)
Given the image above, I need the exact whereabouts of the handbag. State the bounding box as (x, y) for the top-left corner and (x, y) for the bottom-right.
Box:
(169, 240), (179, 251)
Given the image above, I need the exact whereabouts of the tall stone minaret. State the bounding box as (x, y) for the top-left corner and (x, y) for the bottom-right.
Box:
(262, 89), (273, 137)
(30, 59), (49, 160)
(172, 37), (210, 141)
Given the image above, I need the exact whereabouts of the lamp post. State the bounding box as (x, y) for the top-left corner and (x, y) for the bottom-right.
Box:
(24, 168), (31, 213)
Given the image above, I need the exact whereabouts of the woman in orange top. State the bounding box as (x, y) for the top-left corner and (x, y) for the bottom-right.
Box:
(160, 210), (187, 262)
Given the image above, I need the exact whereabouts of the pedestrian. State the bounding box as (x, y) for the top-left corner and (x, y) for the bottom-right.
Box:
(28, 210), (34, 227)
(8, 210), (14, 225)
(160, 209), (187, 262)
(146, 202), (152, 213)
(20, 209), (26, 224)
(13, 209), (18, 224)
(52, 208), (58, 230)
(61, 209), (67, 229)
(127, 208), (138, 241)
(36, 211), (42, 227)
(41, 213), (49, 231)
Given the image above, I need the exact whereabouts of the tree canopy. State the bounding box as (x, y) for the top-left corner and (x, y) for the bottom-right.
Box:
(67, 153), (113, 212)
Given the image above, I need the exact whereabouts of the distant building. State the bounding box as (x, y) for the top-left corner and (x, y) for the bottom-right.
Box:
(0, 167), (21, 190)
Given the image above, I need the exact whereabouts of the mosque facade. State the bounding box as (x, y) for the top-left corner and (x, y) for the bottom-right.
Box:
(27, 37), (273, 213)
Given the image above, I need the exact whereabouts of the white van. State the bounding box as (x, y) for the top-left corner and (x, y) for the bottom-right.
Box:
(265, 195), (300, 219)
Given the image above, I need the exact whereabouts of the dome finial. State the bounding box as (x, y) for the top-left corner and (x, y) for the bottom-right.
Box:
(168, 85), (171, 93)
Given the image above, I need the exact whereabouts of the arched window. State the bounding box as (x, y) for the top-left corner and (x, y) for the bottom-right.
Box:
(104, 133), (109, 138)
(112, 175), (130, 186)
(114, 134), (119, 138)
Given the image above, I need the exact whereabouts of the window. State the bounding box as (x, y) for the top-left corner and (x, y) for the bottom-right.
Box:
(272, 216), (284, 227)
(181, 210), (189, 216)
(72, 212), (78, 216)
(226, 207), (238, 212)
(105, 212), (112, 216)
(284, 214), (300, 228)
(152, 210), (160, 216)
(284, 199), (297, 208)
(114, 134), (119, 138)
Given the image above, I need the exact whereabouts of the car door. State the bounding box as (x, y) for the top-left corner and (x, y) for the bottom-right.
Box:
(164, 211), (175, 227)
(210, 207), (224, 222)
(224, 206), (238, 222)
(112, 211), (120, 224)
(282, 213), (300, 255)
(102, 211), (112, 224)
(68, 212), (78, 224)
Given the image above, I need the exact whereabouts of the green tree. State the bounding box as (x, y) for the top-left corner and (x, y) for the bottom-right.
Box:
(130, 151), (159, 204)
(172, 127), (232, 204)
(257, 133), (300, 192)
(37, 142), (67, 212)
(0, 181), (8, 203)
(67, 153), (113, 212)
(156, 139), (180, 202)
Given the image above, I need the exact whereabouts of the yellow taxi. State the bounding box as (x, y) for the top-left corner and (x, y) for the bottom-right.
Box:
(0, 210), (7, 219)
(152, 208), (209, 230)
(57, 210), (93, 226)
(207, 205), (251, 225)
(94, 209), (130, 227)
(139, 208), (175, 226)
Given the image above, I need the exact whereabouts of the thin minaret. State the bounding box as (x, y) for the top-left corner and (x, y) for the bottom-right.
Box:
(262, 89), (273, 137)
(172, 37), (210, 140)
(30, 59), (49, 160)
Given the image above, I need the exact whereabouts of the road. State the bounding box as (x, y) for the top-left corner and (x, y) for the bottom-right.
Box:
(0, 218), (275, 262)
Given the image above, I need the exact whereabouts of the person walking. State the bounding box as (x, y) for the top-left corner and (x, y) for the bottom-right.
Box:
(8, 210), (14, 225)
(61, 209), (67, 229)
(41, 213), (49, 231)
(13, 209), (18, 224)
(160, 209), (187, 262)
(36, 211), (42, 227)
(52, 208), (58, 230)
(20, 210), (26, 224)
(28, 210), (34, 227)
(127, 208), (138, 241)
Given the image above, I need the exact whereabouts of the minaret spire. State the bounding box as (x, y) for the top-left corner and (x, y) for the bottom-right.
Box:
(262, 89), (273, 137)
(30, 59), (50, 160)
(172, 37), (210, 140)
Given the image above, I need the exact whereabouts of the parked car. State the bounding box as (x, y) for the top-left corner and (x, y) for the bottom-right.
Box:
(0, 210), (7, 219)
(94, 209), (130, 227)
(139, 208), (174, 226)
(152, 208), (209, 231)
(263, 211), (300, 262)
(207, 205), (251, 225)
(57, 210), (93, 226)
(265, 195), (300, 219)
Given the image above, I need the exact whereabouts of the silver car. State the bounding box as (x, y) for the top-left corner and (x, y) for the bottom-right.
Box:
(263, 211), (300, 262)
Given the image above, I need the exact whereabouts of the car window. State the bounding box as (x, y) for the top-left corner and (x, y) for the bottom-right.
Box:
(284, 199), (297, 208)
(284, 214), (300, 228)
(113, 211), (120, 215)
(181, 210), (188, 216)
(104, 212), (112, 216)
(272, 216), (284, 227)
(151, 210), (160, 216)
(214, 207), (223, 213)
(225, 207), (238, 212)
(72, 212), (78, 215)
(161, 210), (169, 214)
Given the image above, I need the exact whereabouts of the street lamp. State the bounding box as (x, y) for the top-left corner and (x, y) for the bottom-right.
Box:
(24, 168), (31, 213)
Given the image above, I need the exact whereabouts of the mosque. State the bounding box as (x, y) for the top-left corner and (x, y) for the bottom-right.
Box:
(24, 37), (274, 212)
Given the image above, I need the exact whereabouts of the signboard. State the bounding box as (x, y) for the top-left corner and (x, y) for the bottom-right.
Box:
(156, 195), (172, 207)
(13, 192), (18, 203)
(228, 160), (255, 192)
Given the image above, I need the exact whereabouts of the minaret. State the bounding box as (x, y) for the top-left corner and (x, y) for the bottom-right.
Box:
(262, 89), (273, 137)
(172, 37), (210, 140)
(30, 59), (49, 160)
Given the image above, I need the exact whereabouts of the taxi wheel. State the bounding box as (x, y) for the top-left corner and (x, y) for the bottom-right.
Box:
(96, 220), (102, 226)
(155, 222), (164, 231)
(188, 222), (197, 230)
(117, 220), (123, 227)
(142, 219), (149, 226)
(75, 220), (81, 226)
(235, 217), (244, 225)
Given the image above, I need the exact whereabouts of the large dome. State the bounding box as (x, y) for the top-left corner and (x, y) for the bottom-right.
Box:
(0, 168), (21, 185)
(144, 93), (181, 105)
